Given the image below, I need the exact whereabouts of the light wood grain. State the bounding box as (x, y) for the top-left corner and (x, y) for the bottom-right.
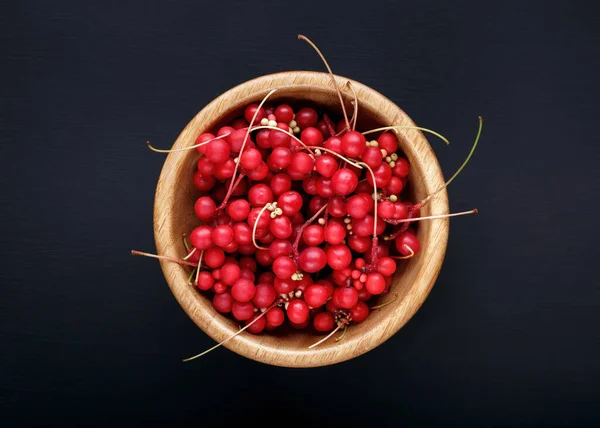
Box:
(153, 71), (449, 367)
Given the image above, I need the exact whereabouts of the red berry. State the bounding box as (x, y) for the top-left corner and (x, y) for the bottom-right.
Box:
(272, 256), (296, 279)
(287, 299), (309, 324)
(194, 196), (216, 222)
(211, 224), (234, 248)
(193, 171), (216, 191)
(205, 139), (230, 164)
(196, 133), (216, 154)
(190, 225), (213, 250)
(333, 286), (359, 309)
(270, 173), (292, 196)
(277, 191), (303, 216)
(395, 232), (420, 256)
(267, 147), (292, 170)
(213, 158), (235, 180)
(240, 148), (262, 170)
(252, 283), (277, 308)
(341, 131), (367, 157)
(227, 199), (250, 222)
(367, 162), (393, 187)
(302, 225), (325, 246)
(365, 273), (386, 295)
(213, 292), (233, 313)
(269, 239), (293, 259)
(313, 312), (335, 332)
(392, 157), (410, 178)
(326, 244), (352, 271)
(377, 132), (398, 154)
(304, 284), (329, 308)
(269, 215), (293, 239)
(376, 257), (397, 276)
(244, 104), (266, 123)
(295, 107), (318, 129)
(288, 152), (314, 175)
(204, 246), (225, 269)
(331, 168), (358, 195)
(275, 104), (294, 123)
(315, 155), (338, 177)
(265, 307), (285, 328)
(245, 314), (266, 334)
(298, 247), (327, 273)
(196, 271), (214, 290)
(350, 301), (370, 322)
(268, 123), (292, 148)
(324, 136), (343, 154)
(361, 146), (383, 168)
(300, 127), (324, 146)
(248, 184), (273, 208)
(232, 301), (255, 321)
(227, 128), (251, 153)
(327, 196), (347, 217)
(231, 278), (256, 303)
(324, 222), (346, 244)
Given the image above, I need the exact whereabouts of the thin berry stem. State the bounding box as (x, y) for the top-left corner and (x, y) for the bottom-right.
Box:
(182, 301), (280, 362)
(227, 89), (277, 198)
(182, 234), (191, 252)
(182, 247), (197, 261)
(194, 250), (204, 285)
(146, 133), (231, 153)
(391, 245), (415, 259)
(346, 81), (358, 131)
(323, 114), (336, 136)
(385, 209), (478, 225)
(252, 203), (272, 250)
(293, 203), (328, 260)
(370, 293), (398, 310)
(215, 173), (245, 214)
(305, 146), (362, 169)
(362, 126), (450, 146)
(308, 318), (350, 349)
(298, 34), (350, 131)
(130, 250), (198, 267)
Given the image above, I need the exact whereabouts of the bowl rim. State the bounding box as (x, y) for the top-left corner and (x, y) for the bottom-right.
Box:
(153, 70), (449, 367)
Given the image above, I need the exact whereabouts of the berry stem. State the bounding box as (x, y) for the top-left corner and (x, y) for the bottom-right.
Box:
(298, 34), (350, 132)
(182, 247), (197, 261)
(146, 133), (231, 153)
(227, 89), (277, 197)
(346, 81), (358, 131)
(362, 126), (450, 145)
(370, 293), (398, 310)
(308, 318), (350, 349)
(215, 173), (246, 214)
(130, 250), (198, 267)
(292, 203), (328, 260)
(385, 209), (478, 225)
(412, 116), (484, 210)
(182, 301), (280, 362)
(194, 250), (204, 286)
(252, 203), (272, 250)
(334, 324), (348, 342)
(323, 114), (336, 136)
(182, 234), (191, 252)
(391, 245), (415, 259)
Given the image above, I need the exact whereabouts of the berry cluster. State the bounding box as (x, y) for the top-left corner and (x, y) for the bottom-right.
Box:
(182, 100), (419, 339)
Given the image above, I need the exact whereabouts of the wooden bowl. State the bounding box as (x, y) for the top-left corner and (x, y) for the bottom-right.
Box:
(153, 71), (449, 367)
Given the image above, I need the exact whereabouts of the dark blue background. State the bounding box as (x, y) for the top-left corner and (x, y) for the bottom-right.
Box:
(2, 0), (599, 426)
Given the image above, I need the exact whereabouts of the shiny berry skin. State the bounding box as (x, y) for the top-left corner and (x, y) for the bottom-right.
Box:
(248, 184), (273, 207)
(194, 196), (216, 222)
(377, 132), (398, 154)
(213, 292), (234, 313)
(331, 168), (358, 195)
(277, 191), (303, 216)
(324, 222), (346, 244)
(288, 152), (314, 175)
(287, 299), (310, 324)
(244, 104), (266, 123)
(273, 277), (295, 295)
(231, 301), (255, 321)
(204, 246), (225, 269)
(333, 286), (359, 309)
(392, 157), (410, 178)
(213, 158), (235, 180)
(302, 225), (325, 246)
(395, 232), (421, 256)
(295, 107), (318, 129)
(327, 196), (347, 217)
(267, 147), (292, 170)
(193, 171), (216, 191)
(275, 104), (294, 123)
(367, 162), (393, 187)
(326, 244), (352, 271)
(190, 225), (213, 250)
(269, 239), (293, 259)
(315, 155), (338, 177)
(252, 283), (277, 308)
(227, 128), (251, 153)
(350, 301), (370, 323)
(196, 271), (214, 291)
(240, 148), (262, 170)
(211, 224), (234, 248)
(269, 215), (292, 239)
(270, 173), (292, 196)
(348, 234), (371, 253)
(300, 127), (324, 146)
(205, 139), (230, 164)
(268, 123), (292, 148)
(365, 272), (386, 295)
(313, 312), (335, 332)
(196, 133), (216, 154)
(265, 307), (285, 328)
(272, 256), (296, 279)
(227, 199), (250, 222)
(231, 278), (256, 303)
(324, 136), (343, 154)
(378, 201), (396, 219)
(361, 146), (383, 168)
(298, 247), (327, 273)
(220, 263), (241, 286)
(376, 257), (397, 276)
(346, 194), (372, 219)
(304, 284), (329, 308)
(341, 131), (367, 157)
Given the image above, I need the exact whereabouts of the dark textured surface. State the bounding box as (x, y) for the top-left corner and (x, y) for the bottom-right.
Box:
(2, 0), (599, 426)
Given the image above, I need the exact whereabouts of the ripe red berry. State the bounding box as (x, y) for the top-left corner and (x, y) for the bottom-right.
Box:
(272, 256), (296, 279)
(392, 157), (410, 178)
(304, 284), (329, 308)
(315, 154), (338, 177)
(287, 299), (309, 324)
(240, 148), (262, 170)
(333, 286), (359, 309)
(350, 301), (370, 322)
(377, 131), (398, 154)
(270, 173), (292, 196)
(331, 168), (358, 195)
(194, 196), (216, 222)
(269, 215), (293, 239)
(244, 103), (266, 123)
(365, 272), (386, 295)
(300, 127), (324, 146)
(313, 312), (335, 332)
(265, 307), (285, 328)
(268, 123), (292, 148)
(295, 107), (318, 129)
(324, 222), (346, 244)
(211, 224), (234, 248)
(341, 131), (367, 157)
(213, 292), (234, 313)
(277, 191), (303, 216)
(205, 139), (230, 164)
(245, 314), (266, 334)
(395, 232), (421, 256)
(196, 271), (214, 291)
(361, 146), (383, 168)
(252, 283), (277, 308)
(275, 104), (294, 123)
(190, 225), (213, 250)
(302, 225), (325, 246)
(220, 263), (241, 286)
(231, 278), (256, 303)
(376, 257), (397, 276)
(204, 246), (225, 269)
(196, 133), (216, 154)
(248, 184), (273, 208)
(232, 301), (255, 321)
(298, 246), (327, 273)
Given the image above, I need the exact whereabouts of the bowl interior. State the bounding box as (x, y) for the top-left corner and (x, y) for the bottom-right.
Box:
(154, 71), (449, 367)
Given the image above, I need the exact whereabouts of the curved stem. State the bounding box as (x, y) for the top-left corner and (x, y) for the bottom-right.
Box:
(130, 250), (198, 267)
(293, 203), (328, 260)
(308, 319), (349, 349)
(182, 247), (197, 261)
(346, 81), (358, 131)
(146, 133), (231, 153)
(370, 293), (398, 310)
(298, 35), (350, 131)
(227, 89), (277, 199)
(215, 173), (245, 214)
(252, 204), (272, 250)
(194, 250), (204, 285)
(182, 234), (191, 252)
(182, 302), (279, 362)
(362, 126), (450, 146)
(392, 245), (415, 260)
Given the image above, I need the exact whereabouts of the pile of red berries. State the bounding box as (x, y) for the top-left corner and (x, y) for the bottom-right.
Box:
(184, 102), (420, 336)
